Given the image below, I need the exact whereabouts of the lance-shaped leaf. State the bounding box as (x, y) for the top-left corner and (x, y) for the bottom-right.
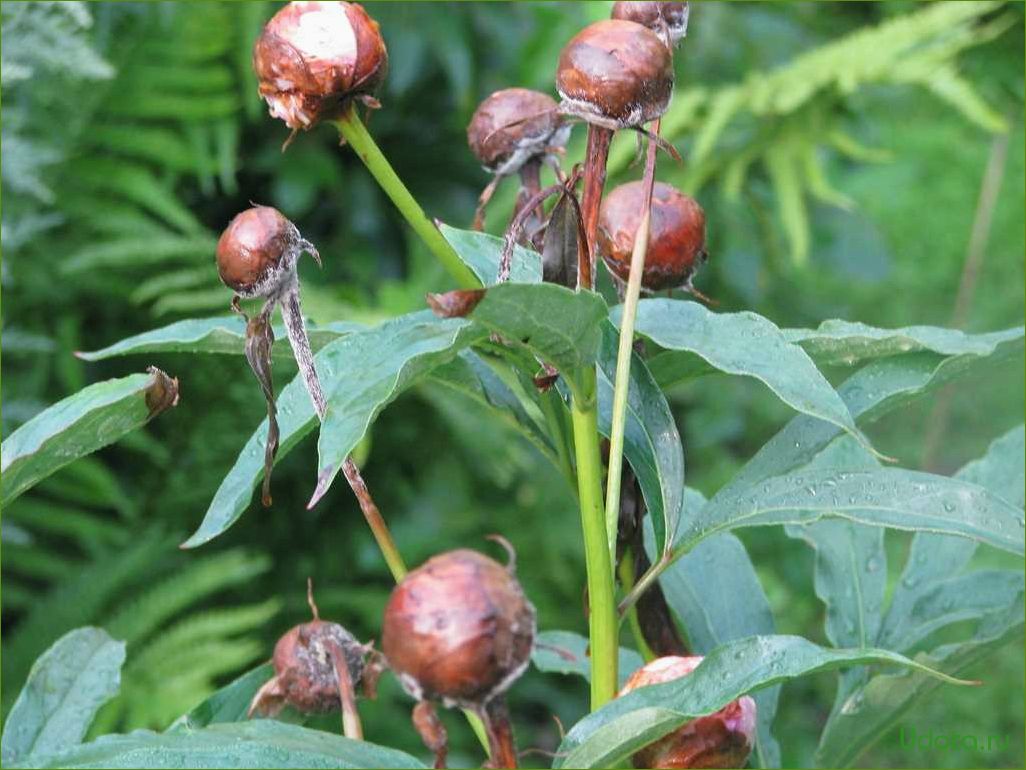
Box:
(425, 352), (553, 462)
(679, 467), (1025, 557)
(782, 322), (1023, 367)
(596, 322), (684, 556)
(650, 324), (1023, 388)
(76, 318), (359, 361)
(815, 600), (1024, 768)
(10, 720), (427, 769)
(712, 334), (1024, 512)
(309, 317), (485, 507)
(1, 368), (178, 507)
(185, 313), (481, 547)
(554, 635), (974, 769)
(879, 424), (1025, 650)
(621, 299), (869, 450)
(1, 628), (126, 765)
(169, 664), (273, 731)
(470, 283), (608, 376)
(440, 224), (542, 285)
(644, 492), (781, 768)
(531, 630), (645, 689)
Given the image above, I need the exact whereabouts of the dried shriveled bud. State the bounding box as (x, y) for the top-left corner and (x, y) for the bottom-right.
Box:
(254, 0), (388, 130)
(216, 205), (318, 299)
(620, 656), (756, 769)
(611, 2), (690, 46)
(467, 88), (569, 176)
(597, 181), (706, 291)
(382, 544), (536, 709)
(556, 19), (673, 130)
(250, 619), (367, 717)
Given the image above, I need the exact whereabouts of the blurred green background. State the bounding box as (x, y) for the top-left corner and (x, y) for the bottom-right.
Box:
(1, 1), (1023, 767)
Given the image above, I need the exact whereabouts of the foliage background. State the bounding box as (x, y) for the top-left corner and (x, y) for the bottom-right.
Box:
(1, 1), (1023, 767)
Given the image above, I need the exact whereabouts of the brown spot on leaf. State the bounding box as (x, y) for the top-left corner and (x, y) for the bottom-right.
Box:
(426, 289), (487, 318)
(144, 366), (179, 418)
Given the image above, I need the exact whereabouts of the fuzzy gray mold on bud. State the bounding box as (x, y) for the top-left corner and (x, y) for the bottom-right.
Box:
(253, 1), (388, 131)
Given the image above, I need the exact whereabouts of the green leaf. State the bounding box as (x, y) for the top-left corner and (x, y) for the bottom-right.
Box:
(680, 467), (1025, 557)
(471, 283), (608, 376)
(716, 336), (1024, 509)
(1, 628), (125, 765)
(644, 492), (781, 768)
(184, 313), (481, 546)
(815, 601), (1024, 768)
(310, 315), (484, 507)
(426, 352), (554, 461)
(879, 425), (1026, 649)
(77, 318), (359, 361)
(168, 664), (273, 731)
(440, 224), (542, 285)
(783, 323), (1024, 368)
(554, 635), (973, 769)
(623, 299), (868, 450)
(596, 323), (684, 556)
(1, 370), (179, 507)
(10, 720), (427, 769)
(531, 631), (644, 690)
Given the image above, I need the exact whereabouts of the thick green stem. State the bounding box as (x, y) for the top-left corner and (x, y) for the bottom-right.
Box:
(569, 366), (619, 709)
(333, 106), (480, 290)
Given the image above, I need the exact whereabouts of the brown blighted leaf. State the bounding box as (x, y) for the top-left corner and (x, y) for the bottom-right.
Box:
(533, 362), (560, 392)
(541, 190), (580, 289)
(245, 311), (279, 507)
(144, 366), (180, 418)
(426, 289), (487, 318)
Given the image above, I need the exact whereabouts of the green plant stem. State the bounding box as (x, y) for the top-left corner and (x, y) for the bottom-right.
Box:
(618, 551), (671, 619)
(333, 106), (480, 290)
(604, 130), (658, 560)
(569, 366), (619, 710)
(539, 389), (575, 485)
(617, 549), (657, 663)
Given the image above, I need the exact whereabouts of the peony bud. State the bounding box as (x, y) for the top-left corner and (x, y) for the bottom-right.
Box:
(467, 88), (569, 177)
(611, 2), (690, 46)
(620, 656), (757, 769)
(253, 1), (387, 131)
(556, 19), (673, 131)
(216, 205), (319, 299)
(597, 180), (706, 291)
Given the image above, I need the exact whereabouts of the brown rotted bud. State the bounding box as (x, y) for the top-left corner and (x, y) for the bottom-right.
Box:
(248, 583), (371, 719)
(611, 2), (690, 46)
(216, 206), (319, 299)
(467, 88), (569, 176)
(253, 1), (388, 131)
(620, 656), (757, 769)
(556, 19), (673, 130)
(382, 542), (536, 709)
(597, 181), (706, 291)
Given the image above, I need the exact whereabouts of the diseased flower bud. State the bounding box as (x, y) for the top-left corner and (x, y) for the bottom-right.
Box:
(382, 544), (536, 709)
(611, 2), (690, 46)
(216, 205), (317, 299)
(620, 656), (757, 769)
(597, 181), (706, 291)
(253, 1), (388, 131)
(556, 19), (673, 130)
(467, 88), (569, 177)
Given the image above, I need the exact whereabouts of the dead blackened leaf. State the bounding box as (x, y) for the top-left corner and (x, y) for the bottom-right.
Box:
(426, 289), (487, 318)
(533, 362), (560, 392)
(541, 190), (580, 289)
(144, 366), (180, 418)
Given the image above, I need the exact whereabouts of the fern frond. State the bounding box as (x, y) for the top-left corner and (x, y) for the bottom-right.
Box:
(62, 234), (216, 274)
(103, 549), (272, 646)
(3, 498), (128, 546)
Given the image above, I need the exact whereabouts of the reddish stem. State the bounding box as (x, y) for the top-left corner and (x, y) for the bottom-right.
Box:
(579, 124), (613, 290)
(480, 697), (518, 769)
(514, 158), (545, 245)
